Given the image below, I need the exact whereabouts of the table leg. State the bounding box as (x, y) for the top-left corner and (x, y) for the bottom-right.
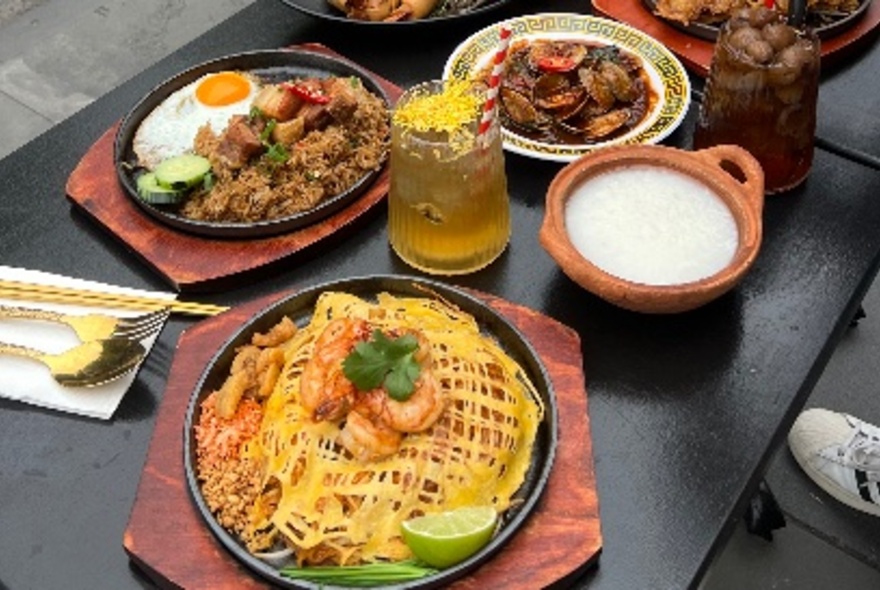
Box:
(850, 305), (867, 327)
(744, 480), (787, 540)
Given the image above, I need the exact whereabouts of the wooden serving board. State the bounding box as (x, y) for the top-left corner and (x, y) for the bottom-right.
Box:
(594, 0), (880, 76)
(65, 45), (399, 294)
(123, 289), (602, 589)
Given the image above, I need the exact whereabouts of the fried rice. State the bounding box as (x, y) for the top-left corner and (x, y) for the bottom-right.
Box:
(183, 78), (389, 224)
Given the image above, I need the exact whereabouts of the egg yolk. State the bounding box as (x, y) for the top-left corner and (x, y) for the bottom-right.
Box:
(195, 72), (252, 107)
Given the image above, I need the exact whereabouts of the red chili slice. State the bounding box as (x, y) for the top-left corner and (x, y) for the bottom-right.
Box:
(281, 82), (330, 104)
(537, 56), (577, 73)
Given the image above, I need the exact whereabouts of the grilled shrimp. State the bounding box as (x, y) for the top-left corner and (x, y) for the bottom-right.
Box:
(338, 407), (404, 462)
(353, 327), (445, 432)
(355, 372), (445, 433)
(340, 370), (443, 460)
(299, 317), (371, 421)
(301, 320), (447, 461)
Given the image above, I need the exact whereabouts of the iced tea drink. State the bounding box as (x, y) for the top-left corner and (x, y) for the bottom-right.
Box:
(693, 6), (820, 194)
(388, 80), (510, 275)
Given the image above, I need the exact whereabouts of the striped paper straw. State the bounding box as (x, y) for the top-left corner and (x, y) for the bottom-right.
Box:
(477, 24), (512, 139)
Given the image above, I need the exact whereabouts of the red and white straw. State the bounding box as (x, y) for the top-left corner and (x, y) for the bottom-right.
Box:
(477, 24), (512, 139)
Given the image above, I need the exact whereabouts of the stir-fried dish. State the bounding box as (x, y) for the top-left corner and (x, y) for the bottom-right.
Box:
(486, 39), (656, 146)
(131, 73), (389, 224)
(194, 291), (545, 567)
(652, 0), (862, 26)
(326, 0), (489, 21)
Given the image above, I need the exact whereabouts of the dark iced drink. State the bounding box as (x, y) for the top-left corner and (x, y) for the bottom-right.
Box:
(693, 6), (820, 194)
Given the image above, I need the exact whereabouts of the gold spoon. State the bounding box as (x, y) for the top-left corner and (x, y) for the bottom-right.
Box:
(0, 338), (146, 387)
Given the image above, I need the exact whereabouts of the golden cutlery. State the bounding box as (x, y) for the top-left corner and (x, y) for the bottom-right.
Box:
(0, 279), (227, 316)
(0, 305), (170, 342)
(0, 338), (146, 387)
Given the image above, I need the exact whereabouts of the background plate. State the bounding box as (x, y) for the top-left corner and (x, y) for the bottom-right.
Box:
(594, 0), (880, 76)
(642, 0), (873, 42)
(279, 0), (511, 25)
(114, 49), (390, 239)
(182, 275), (559, 589)
(443, 12), (691, 163)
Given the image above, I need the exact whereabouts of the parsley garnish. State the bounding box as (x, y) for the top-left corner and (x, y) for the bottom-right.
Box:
(342, 330), (421, 401)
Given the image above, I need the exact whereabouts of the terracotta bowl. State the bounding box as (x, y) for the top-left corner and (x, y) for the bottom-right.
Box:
(539, 144), (764, 314)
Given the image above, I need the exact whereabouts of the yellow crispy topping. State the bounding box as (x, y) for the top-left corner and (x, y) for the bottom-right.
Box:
(250, 291), (545, 566)
(393, 80), (482, 135)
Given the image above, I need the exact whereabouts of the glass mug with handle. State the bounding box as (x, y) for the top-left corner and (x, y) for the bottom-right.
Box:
(388, 80), (510, 275)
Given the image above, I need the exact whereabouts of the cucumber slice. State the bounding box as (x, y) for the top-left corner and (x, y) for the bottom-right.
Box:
(154, 154), (211, 190)
(136, 172), (186, 205)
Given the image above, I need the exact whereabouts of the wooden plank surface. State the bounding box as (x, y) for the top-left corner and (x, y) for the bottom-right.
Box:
(123, 288), (603, 589)
(65, 45), (398, 293)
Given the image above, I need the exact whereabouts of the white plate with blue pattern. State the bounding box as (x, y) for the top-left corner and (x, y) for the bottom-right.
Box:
(443, 12), (691, 162)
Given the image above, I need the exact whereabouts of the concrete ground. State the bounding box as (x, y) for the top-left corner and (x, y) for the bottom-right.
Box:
(2, 1), (879, 588)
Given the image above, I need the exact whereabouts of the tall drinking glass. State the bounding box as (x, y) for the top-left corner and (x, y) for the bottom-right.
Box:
(693, 6), (820, 194)
(388, 80), (510, 275)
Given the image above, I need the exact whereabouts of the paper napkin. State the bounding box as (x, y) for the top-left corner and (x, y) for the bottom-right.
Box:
(0, 265), (176, 420)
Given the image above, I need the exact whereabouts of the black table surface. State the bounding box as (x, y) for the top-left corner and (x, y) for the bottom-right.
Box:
(2, 1), (880, 589)
(816, 27), (880, 166)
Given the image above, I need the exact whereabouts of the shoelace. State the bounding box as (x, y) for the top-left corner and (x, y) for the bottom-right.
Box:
(841, 416), (880, 479)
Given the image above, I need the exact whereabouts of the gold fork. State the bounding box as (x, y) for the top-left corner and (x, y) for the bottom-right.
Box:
(0, 305), (170, 342)
(0, 338), (146, 387)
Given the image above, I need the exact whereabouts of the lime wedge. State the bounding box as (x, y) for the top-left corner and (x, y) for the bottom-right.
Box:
(401, 506), (498, 568)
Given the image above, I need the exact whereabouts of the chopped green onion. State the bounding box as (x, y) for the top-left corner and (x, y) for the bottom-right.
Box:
(266, 142), (289, 163)
(260, 119), (277, 143)
(279, 560), (437, 587)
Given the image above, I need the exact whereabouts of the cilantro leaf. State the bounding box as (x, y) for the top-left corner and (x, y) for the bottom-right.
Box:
(376, 330), (418, 358)
(344, 339), (389, 390)
(384, 357), (421, 401)
(342, 329), (421, 400)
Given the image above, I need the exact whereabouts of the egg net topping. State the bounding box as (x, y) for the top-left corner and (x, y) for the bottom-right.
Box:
(245, 291), (545, 566)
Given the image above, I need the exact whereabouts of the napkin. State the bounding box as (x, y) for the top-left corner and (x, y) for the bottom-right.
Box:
(0, 265), (176, 420)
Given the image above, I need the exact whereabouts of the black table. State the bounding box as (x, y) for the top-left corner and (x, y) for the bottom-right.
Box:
(816, 33), (880, 166)
(2, 1), (879, 588)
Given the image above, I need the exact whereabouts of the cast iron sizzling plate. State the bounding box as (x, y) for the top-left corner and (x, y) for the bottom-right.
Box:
(642, 0), (873, 41)
(114, 49), (390, 239)
(279, 0), (511, 25)
(182, 275), (559, 590)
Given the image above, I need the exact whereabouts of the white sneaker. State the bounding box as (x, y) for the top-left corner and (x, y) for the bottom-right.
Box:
(788, 408), (880, 517)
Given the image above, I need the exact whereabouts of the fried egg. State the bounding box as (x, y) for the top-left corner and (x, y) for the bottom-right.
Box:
(133, 71), (260, 169)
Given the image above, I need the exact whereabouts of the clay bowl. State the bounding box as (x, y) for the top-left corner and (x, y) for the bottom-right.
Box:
(539, 144), (764, 314)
